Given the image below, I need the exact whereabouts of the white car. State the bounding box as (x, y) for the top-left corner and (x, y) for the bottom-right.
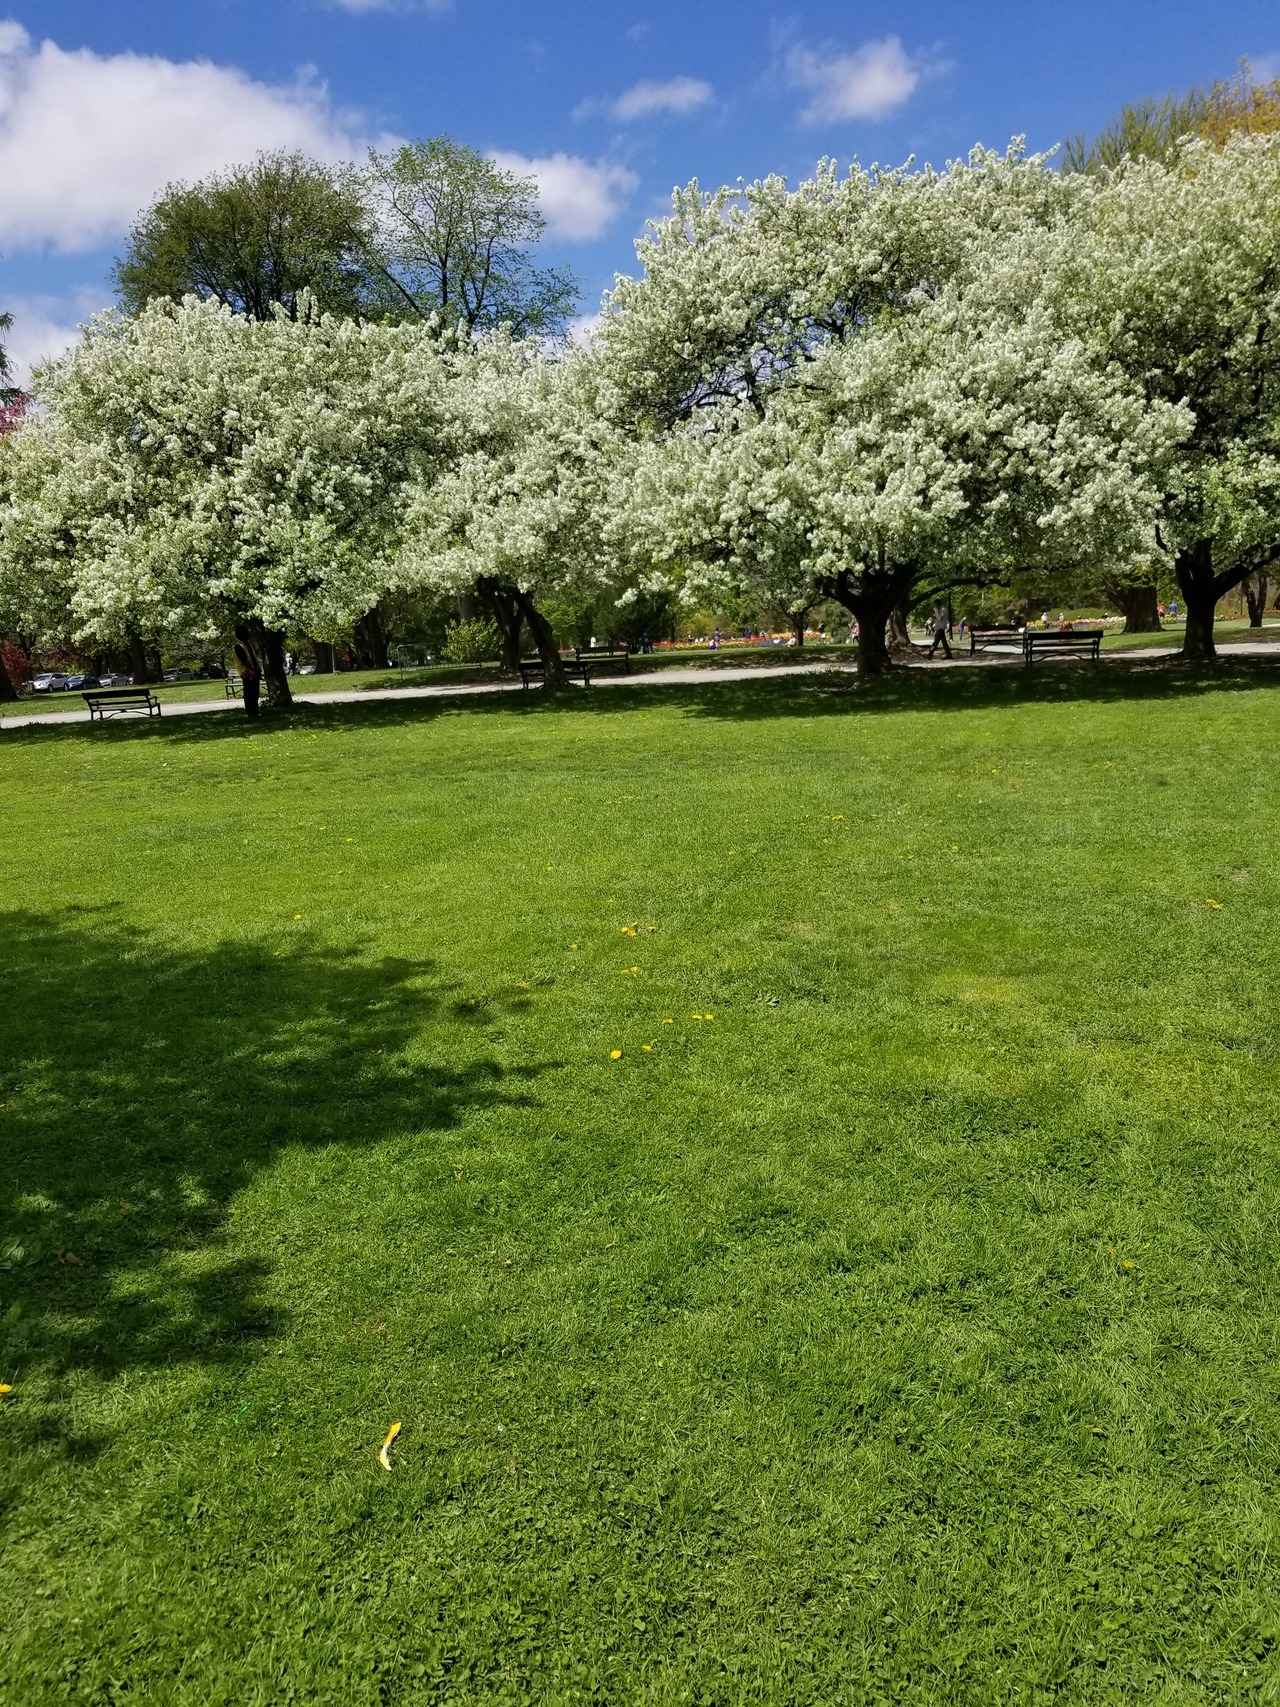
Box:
(30, 672), (70, 693)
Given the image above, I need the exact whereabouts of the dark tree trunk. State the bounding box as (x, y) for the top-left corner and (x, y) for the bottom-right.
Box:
(790, 611), (806, 647)
(510, 586), (568, 687)
(1108, 582), (1162, 634)
(127, 631), (159, 685)
(248, 619), (293, 708)
(312, 640), (335, 674)
(0, 646), (17, 702)
(477, 576), (524, 673)
(1176, 541), (1221, 662)
(353, 608), (390, 671)
(886, 601), (914, 656)
(1245, 574), (1269, 628)
(820, 565), (917, 675)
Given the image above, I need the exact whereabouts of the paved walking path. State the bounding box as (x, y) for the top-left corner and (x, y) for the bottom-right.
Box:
(4, 643), (1278, 732)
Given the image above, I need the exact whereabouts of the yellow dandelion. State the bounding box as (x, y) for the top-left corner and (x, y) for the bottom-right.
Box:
(1206, 898), (1223, 909)
(610, 1049), (623, 1060)
(705, 1012), (715, 1021)
(570, 943), (579, 949)
(642, 1044), (653, 1052)
(662, 1018), (674, 1025)
(0, 1383), (12, 1394)
(691, 1013), (703, 1020)
(293, 913), (303, 920)
(517, 981), (530, 990)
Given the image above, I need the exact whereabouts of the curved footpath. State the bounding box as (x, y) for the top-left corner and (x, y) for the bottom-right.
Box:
(3, 643), (1277, 732)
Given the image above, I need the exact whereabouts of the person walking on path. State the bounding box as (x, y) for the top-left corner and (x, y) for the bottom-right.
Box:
(928, 602), (953, 660)
(233, 624), (262, 718)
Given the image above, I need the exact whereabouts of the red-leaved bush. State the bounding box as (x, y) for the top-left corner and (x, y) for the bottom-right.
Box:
(1, 638), (32, 689)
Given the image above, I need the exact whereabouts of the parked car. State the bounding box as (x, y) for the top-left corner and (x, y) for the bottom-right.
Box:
(298, 663), (317, 675)
(95, 672), (131, 686)
(30, 672), (69, 693)
(63, 673), (99, 691)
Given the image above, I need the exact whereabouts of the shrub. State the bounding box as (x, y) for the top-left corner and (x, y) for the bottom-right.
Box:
(440, 618), (499, 665)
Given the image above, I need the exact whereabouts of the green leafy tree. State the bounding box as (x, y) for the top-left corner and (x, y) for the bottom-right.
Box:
(1066, 59), (1280, 173)
(363, 137), (577, 336)
(114, 151), (376, 322)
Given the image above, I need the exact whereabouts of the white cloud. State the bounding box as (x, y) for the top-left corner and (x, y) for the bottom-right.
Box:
(612, 76), (714, 121)
(490, 150), (637, 241)
(2, 287), (105, 386)
(567, 310), (604, 346)
(786, 35), (931, 124)
(0, 21), (373, 253)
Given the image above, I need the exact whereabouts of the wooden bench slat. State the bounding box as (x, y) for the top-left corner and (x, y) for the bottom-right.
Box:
(82, 688), (162, 722)
(1023, 629), (1104, 666)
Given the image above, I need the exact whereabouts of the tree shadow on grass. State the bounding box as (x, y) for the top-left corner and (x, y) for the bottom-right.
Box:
(4, 654), (1279, 754)
(0, 908), (543, 1452)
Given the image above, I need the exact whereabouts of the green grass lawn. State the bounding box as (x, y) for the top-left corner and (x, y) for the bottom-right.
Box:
(4, 663), (1280, 1703)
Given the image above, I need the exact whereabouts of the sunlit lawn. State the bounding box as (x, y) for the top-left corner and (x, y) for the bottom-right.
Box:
(3, 662), (1280, 1702)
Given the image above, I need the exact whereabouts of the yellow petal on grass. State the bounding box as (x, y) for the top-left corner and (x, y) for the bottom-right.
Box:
(662, 1018), (674, 1025)
(1206, 898), (1223, 909)
(293, 913), (303, 920)
(610, 1049), (623, 1060)
(378, 1420), (402, 1472)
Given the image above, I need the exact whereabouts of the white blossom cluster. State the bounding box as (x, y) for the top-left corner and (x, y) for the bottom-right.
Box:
(2, 135), (1278, 668)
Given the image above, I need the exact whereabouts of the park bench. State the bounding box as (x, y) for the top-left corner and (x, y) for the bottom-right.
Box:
(225, 671), (242, 699)
(968, 627), (1025, 655)
(1023, 628), (1104, 666)
(518, 658), (593, 689)
(83, 687), (161, 722)
(573, 643), (630, 672)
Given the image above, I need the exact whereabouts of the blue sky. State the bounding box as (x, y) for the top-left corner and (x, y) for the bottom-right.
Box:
(1, 1), (1276, 378)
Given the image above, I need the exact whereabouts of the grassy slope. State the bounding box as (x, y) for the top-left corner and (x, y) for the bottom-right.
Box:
(3, 665), (1280, 1703)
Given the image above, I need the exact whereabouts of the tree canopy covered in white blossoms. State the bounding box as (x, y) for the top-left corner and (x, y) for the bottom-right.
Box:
(2, 131), (1279, 683)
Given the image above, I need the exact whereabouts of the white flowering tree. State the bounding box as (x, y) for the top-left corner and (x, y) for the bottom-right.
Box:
(0, 296), (457, 703)
(0, 414), (78, 699)
(607, 149), (1180, 669)
(625, 285), (1183, 669)
(1051, 135), (1280, 659)
(402, 335), (626, 685)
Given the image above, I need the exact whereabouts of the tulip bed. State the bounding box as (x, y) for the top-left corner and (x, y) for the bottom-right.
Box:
(3, 663), (1280, 1703)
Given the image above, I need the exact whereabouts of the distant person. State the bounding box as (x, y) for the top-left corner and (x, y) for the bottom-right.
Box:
(641, 630), (654, 654)
(928, 603), (952, 660)
(233, 625), (261, 718)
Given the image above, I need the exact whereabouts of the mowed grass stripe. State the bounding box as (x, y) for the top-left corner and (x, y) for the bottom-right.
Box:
(1, 666), (1278, 1702)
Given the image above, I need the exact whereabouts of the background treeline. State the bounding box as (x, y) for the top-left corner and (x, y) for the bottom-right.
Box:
(1, 66), (1279, 701)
